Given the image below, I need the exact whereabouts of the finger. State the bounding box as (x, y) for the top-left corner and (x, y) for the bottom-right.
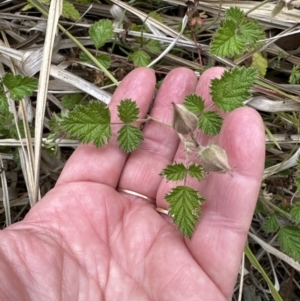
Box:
(186, 107), (265, 298)
(117, 68), (198, 200)
(56, 68), (156, 187)
(156, 67), (226, 209)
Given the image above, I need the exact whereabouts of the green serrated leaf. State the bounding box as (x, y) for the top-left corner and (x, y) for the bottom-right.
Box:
(210, 7), (265, 57)
(211, 67), (257, 112)
(62, 1), (80, 20)
(117, 99), (139, 123)
(49, 112), (64, 134)
(61, 101), (111, 147)
(278, 225), (300, 263)
(0, 86), (9, 113)
(225, 7), (244, 25)
(61, 93), (85, 110)
(80, 53), (111, 69)
(187, 164), (204, 180)
(198, 111), (223, 135)
(289, 66), (300, 85)
(166, 186), (205, 238)
(239, 19), (265, 44)
(117, 124), (143, 153)
(2, 74), (38, 100)
(160, 163), (187, 181)
(263, 214), (280, 233)
(291, 202), (300, 222)
(251, 52), (268, 77)
(145, 40), (161, 53)
(210, 20), (245, 57)
(129, 49), (151, 67)
(183, 93), (205, 114)
(89, 19), (114, 49)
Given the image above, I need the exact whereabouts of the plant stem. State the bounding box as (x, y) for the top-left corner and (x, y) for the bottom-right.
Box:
(27, 0), (119, 86)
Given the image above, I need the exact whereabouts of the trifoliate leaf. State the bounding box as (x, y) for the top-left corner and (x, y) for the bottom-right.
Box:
(89, 19), (114, 49)
(61, 93), (85, 110)
(211, 67), (257, 112)
(198, 111), (223, 135)
(2, 73), (38, 100)
(166, 186), (205, 238)
(80, 53), (111, 69)
(62, 1), (80, 20)
(187, 164), (205, 180)
(145, 40), (161, 53)
(129, 49), (151, 67)
(0, 86), (8, 113)
(251, 52), (268, 77)
(117, 99), (139, 123)
(160, 163), (187, 181)
(263, 214), (280, 233)
(117, 124), (143, 153)
(183, 93), (205, 114)
(210, 7), (265, 57)
(278, 225), (300, 263)
(61, 101), (111, 147)
(291, 202), (300, 222)
(210, 20), (245, 57)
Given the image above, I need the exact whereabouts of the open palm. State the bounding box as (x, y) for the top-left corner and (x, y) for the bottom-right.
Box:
(0, 67), (265, 301)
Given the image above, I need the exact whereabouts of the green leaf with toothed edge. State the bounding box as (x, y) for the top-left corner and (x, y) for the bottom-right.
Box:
(160, 163), (187, 182)
(187, 164), (205, 180)
(117, 124), (143, 153)
(183, 93), (205, 115)
(117, 99), (140, 123)
(61, 101), (111, 148)
(198, 111), (223, 135)
(210, 67), (257, 112)
(166, 186), (205, 238)
(278, 225), (300, 263)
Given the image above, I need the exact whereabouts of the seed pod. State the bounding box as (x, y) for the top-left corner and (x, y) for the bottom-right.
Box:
(172, 103), (198, 135)
(198, 144), (231, 173)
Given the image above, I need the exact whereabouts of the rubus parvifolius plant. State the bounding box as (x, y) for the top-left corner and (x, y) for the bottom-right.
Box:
(60, 66), (258, 238)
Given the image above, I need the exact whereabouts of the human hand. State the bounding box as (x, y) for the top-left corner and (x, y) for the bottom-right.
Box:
(0, 67), (265, 301)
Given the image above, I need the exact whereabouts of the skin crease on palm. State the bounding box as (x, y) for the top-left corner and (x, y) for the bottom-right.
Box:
(0, 67), (265, 301)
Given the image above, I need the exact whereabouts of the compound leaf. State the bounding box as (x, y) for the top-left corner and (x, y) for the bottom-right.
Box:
(211, 67), (257, 112)
(278, 225), (300, 263)
(117, 124), (143, 153)
(61, 101), (111, 147)
(184, 93), (205, 114)
(187, 164), (205, 180)
(89, 19), (114, 49)
(2, 73), (38, 100)
(160, 163), (187, 181)
(198, 111), (223, 135)
(166, 186), (205, 238)
(129, 49), (151, 67)
(117, 99), (139, 123)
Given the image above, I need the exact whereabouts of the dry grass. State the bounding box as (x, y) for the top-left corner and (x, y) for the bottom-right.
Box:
(0, 0), (300, 300)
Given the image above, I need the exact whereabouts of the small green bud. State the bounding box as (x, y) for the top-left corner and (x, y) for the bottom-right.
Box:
(172, 103), (198, 135)
(198, 144), (231, 173)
